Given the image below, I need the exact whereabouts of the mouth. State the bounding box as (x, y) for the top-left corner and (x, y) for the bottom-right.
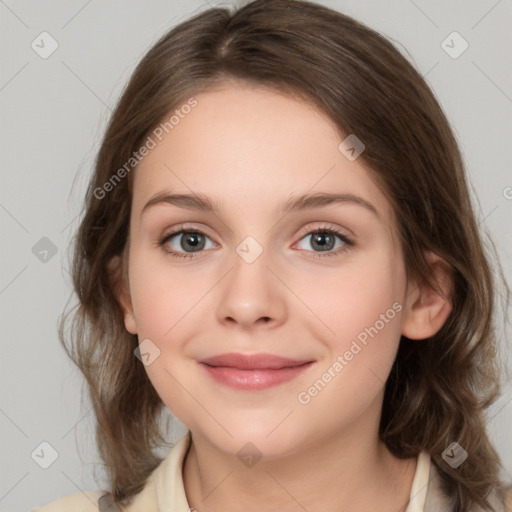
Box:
(198, 352), (315, 390)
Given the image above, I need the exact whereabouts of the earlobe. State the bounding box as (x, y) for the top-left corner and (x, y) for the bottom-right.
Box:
(401, 251), (453, 340)
(107, 255), (138, 335)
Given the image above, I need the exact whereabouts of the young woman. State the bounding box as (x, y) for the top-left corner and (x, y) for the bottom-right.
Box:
(34, 0), (512, 511)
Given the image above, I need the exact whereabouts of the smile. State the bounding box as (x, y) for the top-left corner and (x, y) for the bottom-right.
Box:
(197, 353), (315, 390)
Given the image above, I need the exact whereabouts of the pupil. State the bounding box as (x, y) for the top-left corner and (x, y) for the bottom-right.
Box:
(313, 233), (333, 251)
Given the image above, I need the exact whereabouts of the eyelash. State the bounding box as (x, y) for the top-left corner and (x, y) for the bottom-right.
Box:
(157, 223), (354, 261)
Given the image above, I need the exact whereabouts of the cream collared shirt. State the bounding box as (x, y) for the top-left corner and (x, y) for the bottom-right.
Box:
(32, 430), (508, 512)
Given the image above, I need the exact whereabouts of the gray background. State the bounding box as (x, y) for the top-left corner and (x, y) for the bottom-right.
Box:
(1, 1), (511, 510)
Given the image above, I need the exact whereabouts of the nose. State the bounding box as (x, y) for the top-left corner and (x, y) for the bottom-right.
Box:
(215, 246), (287, 331)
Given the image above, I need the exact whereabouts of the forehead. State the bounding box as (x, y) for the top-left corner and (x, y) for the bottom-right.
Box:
(132, 83), (395, 229)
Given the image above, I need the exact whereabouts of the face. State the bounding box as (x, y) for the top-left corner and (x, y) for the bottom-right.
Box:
(118, 81), (412, 459)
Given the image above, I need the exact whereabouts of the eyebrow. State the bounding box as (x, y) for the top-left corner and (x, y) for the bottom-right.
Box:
(141, 191), (379, 218)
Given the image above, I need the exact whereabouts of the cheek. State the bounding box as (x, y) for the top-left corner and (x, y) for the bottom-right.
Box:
(128, 248), (198, 340)
(295, 255), (405, 420)
(127, 252), (200, 421)
(309, 249), (404, 338)
(308, 248), (406, 386)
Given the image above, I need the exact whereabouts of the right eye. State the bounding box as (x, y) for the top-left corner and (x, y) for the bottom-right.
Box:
(159, 228), (217, 260)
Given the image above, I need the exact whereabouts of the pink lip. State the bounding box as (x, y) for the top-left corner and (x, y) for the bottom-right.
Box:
(198, 352), (315, 390)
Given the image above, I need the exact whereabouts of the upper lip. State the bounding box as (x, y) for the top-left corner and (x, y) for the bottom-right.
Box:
(198, 352), (314, 370)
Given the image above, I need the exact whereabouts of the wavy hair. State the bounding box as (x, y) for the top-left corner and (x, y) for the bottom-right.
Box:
(59, 0), (511, 510)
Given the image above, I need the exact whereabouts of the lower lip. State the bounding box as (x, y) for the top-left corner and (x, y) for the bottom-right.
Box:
(199, 362), (314, 390)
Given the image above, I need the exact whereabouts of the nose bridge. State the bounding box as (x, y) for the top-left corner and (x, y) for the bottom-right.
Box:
(235, 233), (267, 266)
(230, 232), (275, 300)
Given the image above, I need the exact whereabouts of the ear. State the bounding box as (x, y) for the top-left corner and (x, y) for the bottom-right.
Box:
(401, 251), (453, 340)
(107, 254), (138, 335)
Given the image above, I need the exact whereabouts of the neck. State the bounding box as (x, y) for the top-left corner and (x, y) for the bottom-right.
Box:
(182, 407), (417, 512)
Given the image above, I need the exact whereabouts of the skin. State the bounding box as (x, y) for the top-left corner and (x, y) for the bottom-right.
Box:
(112, 79), (453, 512)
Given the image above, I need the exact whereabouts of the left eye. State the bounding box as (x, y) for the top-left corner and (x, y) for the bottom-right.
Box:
(294, 228), (352, 255)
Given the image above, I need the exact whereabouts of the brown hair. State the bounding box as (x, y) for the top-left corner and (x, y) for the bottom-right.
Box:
(59, 0), (511, 510)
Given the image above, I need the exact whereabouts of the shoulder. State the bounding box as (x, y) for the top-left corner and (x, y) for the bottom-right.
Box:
(31, 490), (106, 512)
(507, 490), (512, 512)
(500, 486), (512, 512)
(427, 460), (512, 512)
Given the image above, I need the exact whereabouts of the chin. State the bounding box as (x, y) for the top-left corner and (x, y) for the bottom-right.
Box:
(194, 413), (308, 462)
